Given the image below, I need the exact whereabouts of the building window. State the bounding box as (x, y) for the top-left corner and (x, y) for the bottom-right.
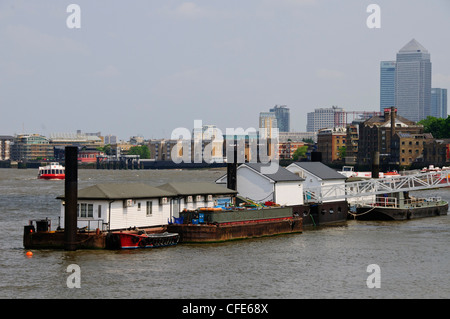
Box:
(98, 205), (102, 218)
(80, 203), (93, 218)
(146, 201), (152, 216)
(80, 203), (87, 217)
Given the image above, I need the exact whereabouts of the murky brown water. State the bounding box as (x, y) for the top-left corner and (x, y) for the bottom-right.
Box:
(1, 168), (449, 299)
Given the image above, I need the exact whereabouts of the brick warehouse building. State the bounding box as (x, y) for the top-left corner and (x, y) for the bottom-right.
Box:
(357, 107), (424, 167)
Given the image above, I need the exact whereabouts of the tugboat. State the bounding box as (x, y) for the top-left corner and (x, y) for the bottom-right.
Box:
(352, 191), (448, 220)
(38, 162), (65, 180)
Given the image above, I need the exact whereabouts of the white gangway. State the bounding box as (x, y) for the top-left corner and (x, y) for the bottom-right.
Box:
(303, 170), (450, 203)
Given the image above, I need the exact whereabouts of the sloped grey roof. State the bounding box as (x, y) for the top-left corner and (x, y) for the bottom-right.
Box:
(399, 39), (428, 53)
(157, 182), (237, 196)
(244, 163), (304, 182)
(291, 162), (346, 180)
(57, 183), (174, 200)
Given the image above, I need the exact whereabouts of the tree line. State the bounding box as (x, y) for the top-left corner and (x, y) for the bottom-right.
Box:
(418, 116), (450, 139)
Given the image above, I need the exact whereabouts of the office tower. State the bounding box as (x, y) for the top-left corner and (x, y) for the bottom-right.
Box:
(306, 106), (345, 132)
(269, 105), (290, 132)
(380, 61), (396, 111)
(431, 88), (448, 119)
(395, 39), (432, 122)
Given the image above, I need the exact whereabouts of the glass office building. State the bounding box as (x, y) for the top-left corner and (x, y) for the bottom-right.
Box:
(395, 39), (432, 122)
(431, 88), (448, 119)
(380, 61), (396, 112)
(269, 105), (290, 133)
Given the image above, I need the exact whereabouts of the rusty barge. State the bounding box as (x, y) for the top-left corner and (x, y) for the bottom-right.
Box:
(167, 206), (302, 243)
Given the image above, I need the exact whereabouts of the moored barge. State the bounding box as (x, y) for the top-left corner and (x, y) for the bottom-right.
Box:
(353, 192), (449, 220)
(167, 206), (302, 243)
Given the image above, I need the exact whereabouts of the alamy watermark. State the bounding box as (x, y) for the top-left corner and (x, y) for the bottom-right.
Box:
(66, 4), (380, 30)
(366, 264), (381, 288)
(66, 264), (81, 288)
(66, 4), (81, 29)
(170, 120), (280, 174)
(366, 4), (381, 29)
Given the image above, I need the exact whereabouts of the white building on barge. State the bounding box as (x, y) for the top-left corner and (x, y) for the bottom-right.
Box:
(57, 182), (237, 231)
(285, 162), (347, 202)
(215, 163), (304, 206)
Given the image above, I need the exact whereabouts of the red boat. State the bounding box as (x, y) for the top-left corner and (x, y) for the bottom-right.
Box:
(114, 231), (179, 249)
(38, 162), (65, 180)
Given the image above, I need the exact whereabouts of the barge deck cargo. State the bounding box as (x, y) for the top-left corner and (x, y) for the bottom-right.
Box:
(167, 206), (302, 243)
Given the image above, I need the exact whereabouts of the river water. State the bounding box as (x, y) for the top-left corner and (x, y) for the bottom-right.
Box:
(0, 168), (449, 300)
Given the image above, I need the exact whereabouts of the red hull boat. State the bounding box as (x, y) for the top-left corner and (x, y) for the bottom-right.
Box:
(38, 162), (65, 180)
(114, 232), (179, 249)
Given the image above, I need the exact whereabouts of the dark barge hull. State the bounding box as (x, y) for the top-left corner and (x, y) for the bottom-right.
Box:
(291, 201), (349, 227)
(167, 216), (302, 243)
(23, 224), (172, 250)
(355, 203), (449, 221)
(23, 227), (107, 249)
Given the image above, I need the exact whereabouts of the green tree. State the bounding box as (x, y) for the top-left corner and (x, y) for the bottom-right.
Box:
(418, 116), (450, 139)
(97, 144), (112, 155)
(338, 146), (346, 160)
(128, 145), (151, 159)
(292, 145), (308, 161)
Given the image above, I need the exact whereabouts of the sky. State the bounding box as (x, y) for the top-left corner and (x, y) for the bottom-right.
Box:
(1, 0), (450, 141)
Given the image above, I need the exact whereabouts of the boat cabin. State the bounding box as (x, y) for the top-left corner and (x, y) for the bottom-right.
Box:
(57, 182), (237, 231)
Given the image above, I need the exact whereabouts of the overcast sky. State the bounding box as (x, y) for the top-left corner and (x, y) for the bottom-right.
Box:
(1, 0), (449, 140)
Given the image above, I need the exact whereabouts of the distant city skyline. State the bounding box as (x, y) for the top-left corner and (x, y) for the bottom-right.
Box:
(1, 1), (450, 140)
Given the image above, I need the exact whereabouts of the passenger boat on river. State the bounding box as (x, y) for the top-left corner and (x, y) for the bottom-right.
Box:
(38, 162), (65, 180)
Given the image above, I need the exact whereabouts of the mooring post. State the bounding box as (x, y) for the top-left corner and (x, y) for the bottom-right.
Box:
(227, 136), (237, 191)
(64, 146), (78, 251)
(372, 151), (380, 179)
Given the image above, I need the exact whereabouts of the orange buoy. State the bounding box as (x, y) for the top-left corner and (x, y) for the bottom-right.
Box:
(26, 251), (33, 257)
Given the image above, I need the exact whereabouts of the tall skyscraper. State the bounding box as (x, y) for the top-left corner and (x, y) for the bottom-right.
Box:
(380, 61), (396, 111)
(395, 39), (432, 122)
(269, 105), (290, 132)
(431, 88), (448, 119)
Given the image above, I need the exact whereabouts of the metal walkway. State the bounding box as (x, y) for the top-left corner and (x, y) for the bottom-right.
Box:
(303, 171), (450, 203)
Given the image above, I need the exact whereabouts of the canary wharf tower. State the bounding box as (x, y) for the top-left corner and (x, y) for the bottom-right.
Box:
(395, 39), (432, 122)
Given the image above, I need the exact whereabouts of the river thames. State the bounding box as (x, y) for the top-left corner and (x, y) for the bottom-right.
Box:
(0, 168), (449, 299)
